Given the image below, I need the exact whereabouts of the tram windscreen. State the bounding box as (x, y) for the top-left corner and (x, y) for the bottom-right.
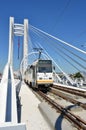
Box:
(37, 60), (52, 73)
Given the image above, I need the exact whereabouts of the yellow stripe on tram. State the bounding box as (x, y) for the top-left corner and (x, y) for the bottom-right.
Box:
(37, 80), (53, 83)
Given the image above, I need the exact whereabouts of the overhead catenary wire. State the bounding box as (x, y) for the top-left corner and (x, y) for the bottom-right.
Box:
(51, 0), (71, 33)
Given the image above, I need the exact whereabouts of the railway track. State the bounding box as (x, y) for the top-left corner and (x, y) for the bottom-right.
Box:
(38, 91), (86, 130)
(52, 85), (86, 98)
(50, 88), (86, 110)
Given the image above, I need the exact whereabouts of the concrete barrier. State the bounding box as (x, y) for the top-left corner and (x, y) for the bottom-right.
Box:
(38, 101), (57, 130)
(0, 63), (27, 129)
(0, 64), (9, 123)
(0, 123), (26, 130)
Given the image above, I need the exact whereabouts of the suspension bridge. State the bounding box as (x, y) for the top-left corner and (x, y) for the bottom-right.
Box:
(0, 17), (86, 130)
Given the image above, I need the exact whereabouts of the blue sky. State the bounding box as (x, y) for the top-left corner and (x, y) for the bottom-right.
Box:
(0, 0), (86, 73)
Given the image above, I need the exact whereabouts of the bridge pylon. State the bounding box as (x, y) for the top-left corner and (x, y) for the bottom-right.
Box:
(0, 17), (28, 130)
(8, 17), (28, 73)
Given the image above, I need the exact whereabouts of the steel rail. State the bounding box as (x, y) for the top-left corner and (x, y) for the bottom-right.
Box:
(53, 85), (86, 98)
(50, 88), (86, 109)
(38, 91), (86, 130)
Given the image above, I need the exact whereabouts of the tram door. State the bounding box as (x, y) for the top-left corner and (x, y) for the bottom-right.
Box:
(33, 66), (36, 86)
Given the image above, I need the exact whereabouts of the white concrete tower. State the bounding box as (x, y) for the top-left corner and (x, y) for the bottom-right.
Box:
(8, 17), (14, 66)
(23, 19), (28, 73)
(8, 17), (29, 73)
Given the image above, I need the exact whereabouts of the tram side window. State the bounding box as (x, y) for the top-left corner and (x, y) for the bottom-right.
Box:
(33, 66), (35, 79)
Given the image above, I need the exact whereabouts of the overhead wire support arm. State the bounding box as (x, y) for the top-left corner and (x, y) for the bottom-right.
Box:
(33, 47), (43, 59)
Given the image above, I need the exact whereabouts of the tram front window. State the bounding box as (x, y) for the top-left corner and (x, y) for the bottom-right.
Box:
(38, 67), (52, 73)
